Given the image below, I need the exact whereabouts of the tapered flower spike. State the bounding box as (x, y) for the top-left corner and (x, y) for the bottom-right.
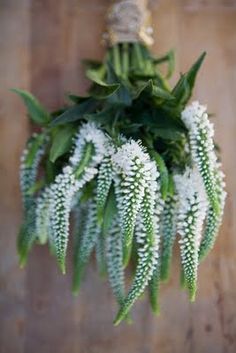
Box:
(50, 167), (79, 274)
(96, 232), (106, 277)
(180, 268), (187, 290)
(20, 132), (48, 210)
(114, 161), (162, 325)
(174, 168), (208, 301)
(199, 163), (227, 261)
(35, 187), (51, 245)
(106, 216), (125, 306)
(112, 140), (155, 266)
(160, 195), (177, 282)
(17, 209), (37, 268)
(72, 197), (101, 294)
(149, 260), (161, 315)
(18, 132), (48, 266)
(149, 197), (165, 315)
(72, 200), (87, 265)
(49, 123), (108, 273)
(181, 101), (219, 213)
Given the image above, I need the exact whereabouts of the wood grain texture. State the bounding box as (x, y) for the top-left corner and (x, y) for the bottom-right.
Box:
(0, 1), (30, 353)
(0, 1), (236, 352)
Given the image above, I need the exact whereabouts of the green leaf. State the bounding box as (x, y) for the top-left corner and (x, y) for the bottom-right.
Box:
(72, 199), (100, 293)
(85, 106), (116, 125)
(50, 98), (96, 126)
(87, 67), (120, 99)
(107, 83), (132, 107)
(150, 151), (169, 200)
(149, 265), (161, 315)
(166, 50), (175, 79)
(51, 108), (67, 118)
(106, 62), (132, 106)
(83, 59), (103, 70)
(153, 128), (184, 141)
(89, 82), (120, 99)
(133, 107), (186, 135)
(25, 133), (47, 167)
(160, 195), (177, 281)
(11, 88), (50, 125)
(45, 159), (56, 184)
(133, 80), (152, 99)
(102, 185), (117, 235)
(153, 50), (175, 79)
(67, 94), (90, 104)
(17, 208), (37, 267)
(168, 174), (175, 196)
(49, 125), (75, 162)
(152, 85), (175, 101)
(172, 52), (206, 106)
(27, 178), (45, 195)
(133, 80), (174, 101)
(86, 67), (106, 84)
(80, 181), (95, 203)
(97, 156), (113, 225)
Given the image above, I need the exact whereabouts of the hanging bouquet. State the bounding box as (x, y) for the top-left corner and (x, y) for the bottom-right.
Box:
(14, 0), (226, 325)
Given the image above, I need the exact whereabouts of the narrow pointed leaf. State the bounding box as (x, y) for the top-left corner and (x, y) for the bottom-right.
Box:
(160, 195), (177, 281)
(172, 52), (206, 106)
(50, 98), (96, 126)
(49, 126), (75, 162)
(11, 88), (50, 125)
(150, 151), (169, 200)
(106, 218), (125, 305)
(102, 186), (117, 235)
(73, 199), (101, 293)
(97, 156), (113, 225)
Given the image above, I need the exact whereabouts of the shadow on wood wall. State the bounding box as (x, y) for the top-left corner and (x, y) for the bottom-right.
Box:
(0, 1), (236, 352)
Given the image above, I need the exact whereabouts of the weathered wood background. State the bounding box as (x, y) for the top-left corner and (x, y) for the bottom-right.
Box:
(0, 1), (236, 352)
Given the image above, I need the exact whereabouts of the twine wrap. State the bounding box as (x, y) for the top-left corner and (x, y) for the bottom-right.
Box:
(104, 0), (153, 46)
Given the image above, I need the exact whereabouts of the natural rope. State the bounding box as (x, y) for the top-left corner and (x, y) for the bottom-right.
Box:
(104, 0), (153, 46)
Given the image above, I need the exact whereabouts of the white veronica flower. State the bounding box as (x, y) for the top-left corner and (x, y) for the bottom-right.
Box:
(181, 101), (218, 212)
(160, 194), (178, 282)
(73, 196), (101, 294)
(112, 139), (160, 265)
(106, 217), (125, 306)
(199, 163), (227, 260)
(50, 166), (79, 273)
(48, 123), (109, 273)
(69, 122), (109, 168)
(174, 167), (208, 300)
(20, 133), (47, 210)
(113, 143), (163, 324)
(35, 187), (52, 245)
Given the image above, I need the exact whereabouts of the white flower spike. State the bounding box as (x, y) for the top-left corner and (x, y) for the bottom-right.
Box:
(49, 123), (108, 273)
(174, 167), (208, 301)
(181, 101), (219, 213)
(114, 158), (162, 324)
(199, 163), (227, 260)
(112, 139), (159, 265)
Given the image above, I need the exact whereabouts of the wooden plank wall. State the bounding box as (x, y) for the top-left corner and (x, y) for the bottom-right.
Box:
(0, 1), (236, 352)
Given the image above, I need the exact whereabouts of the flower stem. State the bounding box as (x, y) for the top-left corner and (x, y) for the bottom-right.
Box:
(75, 143), (93, 179)
(113, 44), (122, 77)
(122, 43), (129, 79)
(134, 42), (144, 70)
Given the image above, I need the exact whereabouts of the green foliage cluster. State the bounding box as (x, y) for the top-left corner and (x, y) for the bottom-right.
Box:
(14, 44), (205, 177)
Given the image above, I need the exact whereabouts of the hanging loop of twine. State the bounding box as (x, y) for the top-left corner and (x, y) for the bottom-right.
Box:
(103, 0), (154, 46)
